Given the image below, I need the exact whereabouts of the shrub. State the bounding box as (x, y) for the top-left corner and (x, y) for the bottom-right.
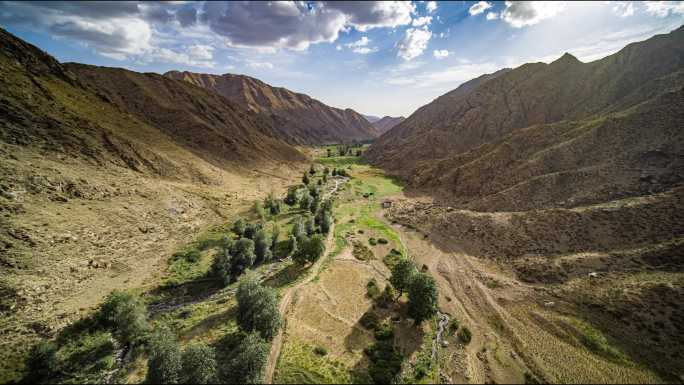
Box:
(236, 274), (282, 340)
(293, 234), (325, 265)
(284, 186), (299, 206)
(98, 291), (148, 345)
(299, 192), (312, 210)
(243, 222), (262, 240)
(211, 247), (232, 286)
(253, 201), (266, 220)
(365, 340), (403, 384)
(448, 318), (460, 336)
(172, 248), (201, 263)
(232, 217), (246, 236)
(181, 343), (218, 384)
(457, 327), (472, 345)
(366, 279), (381, 299)
(377, 238), (388, 245)
(408, 273), (438, 325)
(377, 285), (396, 308)
(313, 346), (328, 356)
(369, 237), (377, 246)
(25, 340), (58, 382)
(374, 323), (394, 341)
(302, 172), (310, 185)
(359, 311), (380, 331)
(146, 326), (182, 384)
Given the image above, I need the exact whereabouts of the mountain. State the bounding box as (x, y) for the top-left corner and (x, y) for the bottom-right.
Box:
(372, 116), (405, 135)
(363, 114), (382, 123)
(365, 25), (684, 211)
(0, 28), (305, 382)
(165, 71), (379, 144)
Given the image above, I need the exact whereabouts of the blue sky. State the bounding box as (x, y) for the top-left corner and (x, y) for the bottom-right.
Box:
(1, 1), (682, 117)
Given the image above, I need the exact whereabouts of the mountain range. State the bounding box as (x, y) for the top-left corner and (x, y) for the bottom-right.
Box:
(365, 25), (684, 211)
(165, 71), (379, 145)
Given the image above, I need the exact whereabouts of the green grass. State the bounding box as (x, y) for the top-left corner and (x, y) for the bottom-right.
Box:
(275, 340), (354, 384)
(568, 318), (629, 364)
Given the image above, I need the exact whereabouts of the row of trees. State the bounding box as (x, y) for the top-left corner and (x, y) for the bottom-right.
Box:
(146, 274), (281, 383)
(212, 219), (280, 285)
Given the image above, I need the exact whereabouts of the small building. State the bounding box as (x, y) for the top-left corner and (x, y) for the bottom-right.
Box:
(381, 200), (392, 208)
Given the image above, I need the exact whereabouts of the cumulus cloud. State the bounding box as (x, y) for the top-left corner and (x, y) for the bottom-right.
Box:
(426, 1), (438, 14)
(345, 36), (379, 54)
(501, 1), (566, 28)
(486, 12), (499, 20)
(433, 49), (450, 59)
(644, 1), (684, 17)
(397, 27), (432, 61)
(611, 1), (635, 17)
(469, 1), (493, 16)
(412, 16), (432, 26)
(324, 1), (415, 31)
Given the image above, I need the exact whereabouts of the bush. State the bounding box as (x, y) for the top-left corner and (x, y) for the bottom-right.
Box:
(146, 326), (182, 384)
(366, 279), (381, 299)
(284, 186), (299, 206)
(457, 327), (472, 345)
(181, 343), (217, 384)
(365, 340), (403, 384)
(211, 248), (232, 286)
(243, 222), (262, 240)
(172, 248), (201, 263)
(377, 238), (388, 245)
(98, 291), (148, 345)
(360, 311), (380, 331)
(368, 237), (377, 246)
(377, 285), (396, 308)
(293, 234), (325, 265)
(374, 323), (394, 341)
(232, 217), (246, 236)
(313, 346), (328, 356)
(236, 274), (282, 340)
(254, 229), (272, 264)
(448, 318), (460, 336)
(25, 340), (58, 382)
(299, 191), (312, 210)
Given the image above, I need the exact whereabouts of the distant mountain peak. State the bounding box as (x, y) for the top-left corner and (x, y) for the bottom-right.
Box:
(552, 52), (582, 66)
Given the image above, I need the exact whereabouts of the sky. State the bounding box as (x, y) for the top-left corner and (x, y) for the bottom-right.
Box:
(1, 1), (682, 117)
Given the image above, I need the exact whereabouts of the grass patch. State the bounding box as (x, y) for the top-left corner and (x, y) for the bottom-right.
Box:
(275, 340), (353, 384)
(568, 318), (629, 363)
(353, 241), (374, 261)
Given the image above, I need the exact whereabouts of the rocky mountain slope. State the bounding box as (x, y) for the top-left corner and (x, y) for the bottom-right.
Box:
(365, 26), (684, 211)
(165, 71), (379, 144)
(372, 115), (405, 135)
(0, 28), (304, 382)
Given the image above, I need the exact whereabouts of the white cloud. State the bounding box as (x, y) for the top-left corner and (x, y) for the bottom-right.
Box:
(397, 27), (432, 60)
(469, 1), (493, 16)
(345, 36), (378, 54)
(145, 46), (216, 68)
(433, 49), (450, 59)
(501, 1), (567, 28)
(611, 1), (635, 17)
(644, 1), (684, 17)
(384, 61), (500, 87)
(246, 61), (274, 70)
(324, 1), (415, 31)
(412, 16), (432, 26)
(187, 44), (214, 61)
(336, 44), (342, 51)
(426, 1), (438, 14)
(486, 12), (499, 20)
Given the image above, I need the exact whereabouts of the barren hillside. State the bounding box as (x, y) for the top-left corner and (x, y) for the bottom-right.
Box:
(372, 116), (405, 135)
(165, 71), (379, 144)
(0, 28), (305, 382)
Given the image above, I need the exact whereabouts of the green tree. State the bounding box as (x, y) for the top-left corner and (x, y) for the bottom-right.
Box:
(243, 222), (262, 240)
(323, 166), (330, 176)
(271, 223), (280, 252)
(99, 291), (148, 345)
(316, 208), (333, 234)
(291, 217), (308, 243)
(286, 234), (298, 257)
(304, 214), (316, 235)
(254, 229), (272, 264)
(302, 172), (310, 185)
(219, 332), (269, 384)
(326, 148), (332, 157)
(299, 191), (312, 211)
(230, 238), (256, 278)
(181, 343), (217, 384)
(309, 164), (316, 175)
(408, 273), (438, 324)
(332, 168), (338, 176)
(147, 326), (182, 384)
(236, 274), (282, 340)
(310, 194), (321, 214)
(294, 234), (325, 265)
(232, 217), (246, 236)
(390, 259), (416, 298)
(284, 186), (299, 206)
(211, 247), (232, 286)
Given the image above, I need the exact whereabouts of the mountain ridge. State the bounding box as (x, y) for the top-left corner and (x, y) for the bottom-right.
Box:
(165, 70), (379, 144)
